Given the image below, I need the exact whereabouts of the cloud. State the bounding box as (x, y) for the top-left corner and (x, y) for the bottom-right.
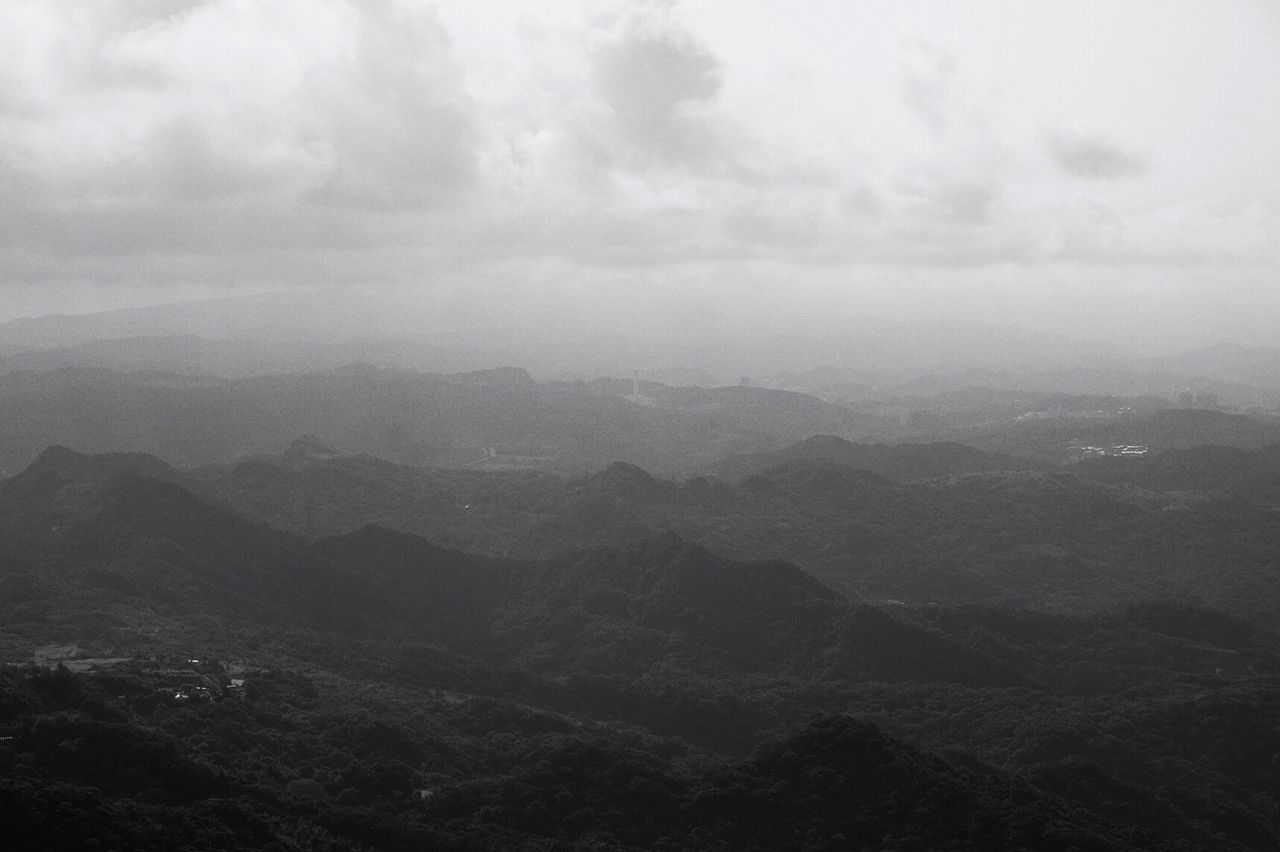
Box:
(0, 0), (479, 263)
(302, 0), (478, 210)
(458, 2), (771, 265)
(0, 0), (1274, 315)
(1047, 131), (1147, 179)
(900, 38), (960, 134)
(10, 202), (372, 257)
(1020, 195), (1279, 266)
(897, 171), (1000, 226)
(0, 1), (1046, 276)
(590, 24), (723, 168)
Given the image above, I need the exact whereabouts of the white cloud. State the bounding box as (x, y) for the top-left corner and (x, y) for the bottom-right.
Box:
(300, 0), (478, 210)
(0, 0), (478, 261)
(899, 37), (960, 135)
(1047, 131), (1147, 180)
(590, 19), (722, 169)
(0, 0), (1277, 348)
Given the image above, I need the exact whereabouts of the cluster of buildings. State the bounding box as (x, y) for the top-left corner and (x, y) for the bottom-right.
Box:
(1073, 444), (1150, 458)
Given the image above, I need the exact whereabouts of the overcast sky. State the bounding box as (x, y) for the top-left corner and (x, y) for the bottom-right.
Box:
(2, 0), (1277, 351)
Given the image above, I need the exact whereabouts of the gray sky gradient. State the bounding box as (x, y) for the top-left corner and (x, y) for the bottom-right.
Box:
(1, 0), (1277, 351)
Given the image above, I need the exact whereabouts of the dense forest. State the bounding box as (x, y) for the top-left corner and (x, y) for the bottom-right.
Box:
(4, 361), (1280, 849)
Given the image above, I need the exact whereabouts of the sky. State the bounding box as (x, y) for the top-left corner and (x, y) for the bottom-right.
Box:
(1, 0), (1278, 352)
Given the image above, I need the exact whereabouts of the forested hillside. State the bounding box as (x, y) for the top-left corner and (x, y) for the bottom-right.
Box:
(5, 0), (1279, 846)
(4, 444), (1280, 848)
(194, 436), (1280, 626)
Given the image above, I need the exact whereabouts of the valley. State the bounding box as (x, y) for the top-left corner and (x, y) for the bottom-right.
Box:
(4, 366), (1280, 848)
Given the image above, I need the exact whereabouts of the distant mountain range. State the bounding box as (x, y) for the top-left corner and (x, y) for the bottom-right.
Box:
(0, 364), (900, 477)
(1137, 341), (1280, 388)
(9, 291), (1280, 401)
(2, 352), (1280, 484)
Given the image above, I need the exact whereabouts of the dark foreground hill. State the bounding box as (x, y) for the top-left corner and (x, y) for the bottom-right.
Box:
(0, 668), (1193, 851)
(4, 447), (1280, 849)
